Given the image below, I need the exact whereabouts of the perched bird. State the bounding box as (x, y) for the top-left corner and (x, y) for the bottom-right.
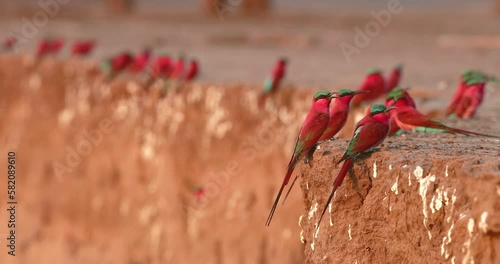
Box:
(454, 77), (486, 119)
(71, 40), (95, 57)
(2, 37), (17, 51)
(386, 87), (416, 109)
(319, 90), (370, 142)
(170, 55), (185, 80)
(184, 59), (199, 81)
(264, 58), (287, 95)
(36, 39), (52, 58)
(265, 90), (338, 226)
(143, 55), (173, 89)
(281, 89), (368, 205)
(34, 38), (64, 69)
(259, 58), (287, 106)
(386, 64), (403, 93)
(151, 55), (172, 79)
(385, 87), (417, 136)
(445, 70), (480, 117)
(129, 48), (152, 73)
(392, 98), (498, 138)
(101, 51), (133, 80)
(317, 104), (395, 228)
(192, 185), (206, 199)
(351, 68), (386, 108)
(35, 38), (64, 64)
(48, 38), (64, 54)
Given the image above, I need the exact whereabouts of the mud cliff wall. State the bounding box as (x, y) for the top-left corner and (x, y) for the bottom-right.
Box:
(0, 55), (313, 264)
(299, 136), (500, 264)
(0, 55), (498, 264)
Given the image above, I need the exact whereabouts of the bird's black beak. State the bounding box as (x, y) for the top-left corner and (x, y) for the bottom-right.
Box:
(352, 90), (369, 96)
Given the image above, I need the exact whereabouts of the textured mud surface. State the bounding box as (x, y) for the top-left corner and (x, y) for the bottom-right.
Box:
(300, 134), (500, 264)
(0, 55), (498, 264)
(0, 4), (500, 263)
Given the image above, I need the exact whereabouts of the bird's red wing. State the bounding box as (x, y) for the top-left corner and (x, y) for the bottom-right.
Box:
(395, 108), (442, 127)
(339, 121), (389, 162)
(350, 121), (389, 154)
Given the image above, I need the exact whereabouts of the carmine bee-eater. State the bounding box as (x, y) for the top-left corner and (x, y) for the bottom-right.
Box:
(281, 89), (369, 205)
(454, 76), (486, 119)
(36, 39), (51, 58)
(35, 38), (64, 59)
(2, 37), (16, 51)
(170, 54), (185, 80)
(319, 90), (371, 142)
(445, 70), (479, 117)
(265, 90), (339, 226)
(143, 55), (173, 89)
(386, 64), (403, 93)
(101, 51), (133, 80)
(263, 58), (287, 95)
(385, 87), (417, 136)
(317, 104), (395, 228)
(351, 68), (386, 108)
(259, 58), (287, 106)
(50, 38), (64, 54)
(129, 48), (152, 73)
(34, 38), (63, 67)
(71, 40), (95, 57)
(151, 55), (172, 79)
(184, 59), (199, 81)
(391, 97), (498, 138)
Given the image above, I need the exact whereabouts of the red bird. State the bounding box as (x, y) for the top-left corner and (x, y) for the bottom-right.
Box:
(317, 104), (395, 228)
(129, 48), (151, 73)
(351, 68), (386, 108)
(184, 59), (199, 81)
(192, 185), (206, 199)
(386, 64), (403, 93)
(259, 58), (287, 106)
(170, 55), (185, 80)
(281, 89), (368, 205)
(266, 91), (338, 226)
(263, 58), (287, 95)
(385, 87), (417, 136)
(101, 52), (133, 80)
(445, 70), (478, 117)
(3, 37), (17, 51)
(49, 38), (64, 54)
(143, 55), (173, 89)
(319, 89), (370, 142)
(36, 38), (64, 58)
(111, 52), (133, 72)
(392, 104), (498, 138)
(151, 55), (172, 79)
(454, 77), (486, 119)
(71, 40), (95, 56)
(36, 39), (52, 58)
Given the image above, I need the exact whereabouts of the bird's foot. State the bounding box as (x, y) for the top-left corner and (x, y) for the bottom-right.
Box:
(304, 144), (318, 167)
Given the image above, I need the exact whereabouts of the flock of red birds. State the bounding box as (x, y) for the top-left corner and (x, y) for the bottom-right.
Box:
(261, 59), (498, 227)
(1, 36), (199, 87)
(261, 58), (491, 121)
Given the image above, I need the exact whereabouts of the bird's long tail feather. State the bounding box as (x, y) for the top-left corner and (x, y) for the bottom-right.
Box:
(317, 159), (354, 229)
(265, 169), (293, 226)
(443, 125), (499, 138)
(282, 176), (298, 205)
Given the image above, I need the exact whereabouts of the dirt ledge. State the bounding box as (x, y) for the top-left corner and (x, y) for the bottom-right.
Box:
(299, 134), (500, 264)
